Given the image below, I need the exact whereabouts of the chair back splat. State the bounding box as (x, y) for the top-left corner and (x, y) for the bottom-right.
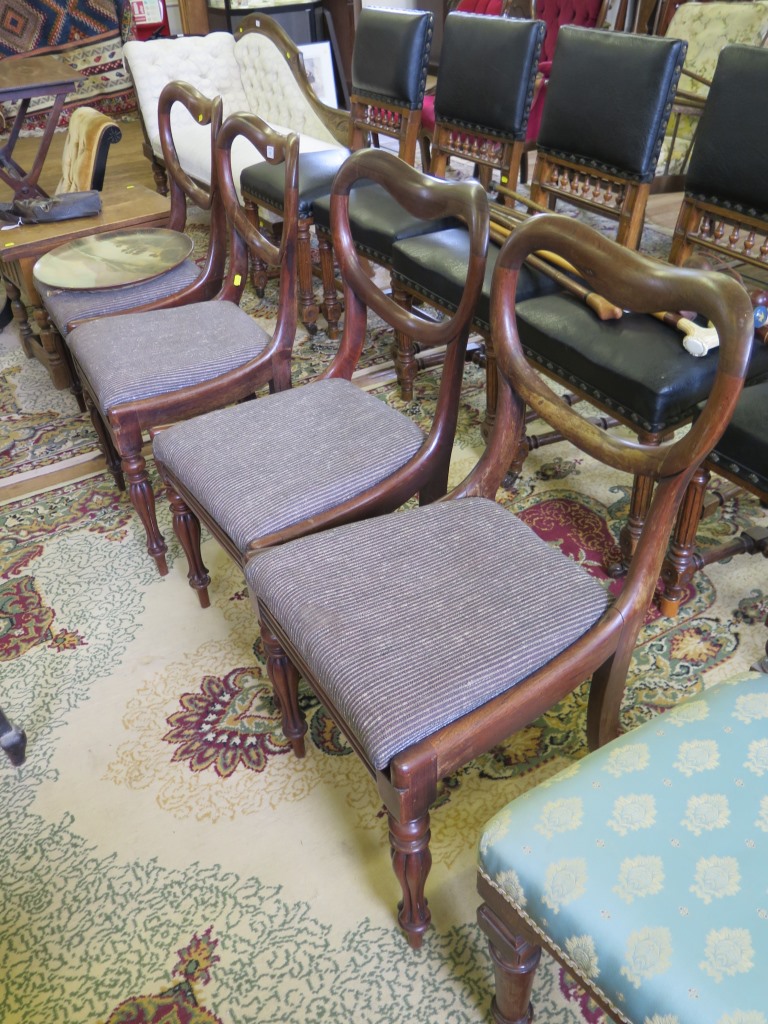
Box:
(151, 148), (488, 608)
(244, 213), (753, 948)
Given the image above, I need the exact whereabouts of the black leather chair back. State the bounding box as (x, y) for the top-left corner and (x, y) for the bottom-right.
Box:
(351, 7), (434, 109)
(537, 26), (686, 181)
(434, 12), (545, 139)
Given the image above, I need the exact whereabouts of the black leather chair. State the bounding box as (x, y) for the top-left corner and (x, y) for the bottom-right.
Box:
(312, 12), (546, 363)
(240, 6), (434, 335)
(528, 25), (685, 249)
(391, 25), (686, 432)
(513, 43), (768, 588)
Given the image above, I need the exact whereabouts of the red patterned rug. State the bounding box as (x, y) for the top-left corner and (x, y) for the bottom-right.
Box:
(0, 0), (136, 132)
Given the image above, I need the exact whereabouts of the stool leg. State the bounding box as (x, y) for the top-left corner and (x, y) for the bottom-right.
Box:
(477, 904), (540, 1024)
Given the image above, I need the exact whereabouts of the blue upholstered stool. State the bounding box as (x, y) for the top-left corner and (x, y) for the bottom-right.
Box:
(477, 673), (768, 1024)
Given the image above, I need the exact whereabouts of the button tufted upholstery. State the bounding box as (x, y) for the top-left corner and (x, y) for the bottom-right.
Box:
(478, 672), (768, 1024)
(124, 21), (344, 197)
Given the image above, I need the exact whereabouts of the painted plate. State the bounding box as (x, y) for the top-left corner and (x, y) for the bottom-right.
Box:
(33, 227), (194, 290)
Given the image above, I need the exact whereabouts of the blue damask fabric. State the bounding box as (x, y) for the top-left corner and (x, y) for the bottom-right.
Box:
(478, 673), (768, 1024)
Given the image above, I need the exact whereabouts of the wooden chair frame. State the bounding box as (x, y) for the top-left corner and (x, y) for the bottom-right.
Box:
(253, 214), (753, 948)
(157, 149), (489, 605)
(70, 113), (299, 576)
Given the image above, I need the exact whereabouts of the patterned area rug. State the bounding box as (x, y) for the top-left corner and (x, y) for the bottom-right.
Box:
(0, 0), (136, 131)
(2, 300), (768, 1021)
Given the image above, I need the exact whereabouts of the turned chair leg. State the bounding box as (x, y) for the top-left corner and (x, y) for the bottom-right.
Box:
(609, 431), (663, 578)
(318, 232), (342, 339)
(260, 616), (307, 757)
(297, 217), (320, 334)
(31, 306), (80, 402)
(121, 449), (168, 575)
(0, 708), (27, 767)
(166, 483), (211, 608)
(392, 280), (418, 402)
(477, 904), (541, 1024)
(659, 464), (710, 616)
(5, 278), (35, 359)
(388, 810), (432, 948)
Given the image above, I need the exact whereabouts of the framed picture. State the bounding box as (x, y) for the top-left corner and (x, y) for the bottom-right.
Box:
(298, 42), (338, 109)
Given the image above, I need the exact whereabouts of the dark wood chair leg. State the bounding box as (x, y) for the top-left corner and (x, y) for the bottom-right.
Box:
(483, 332), (498, 441)
(260, 617), (307, 757)
(477, 903), (541, 1024)
(297, 217), (320, 334)
(659, 464), (711, 616)
(0, 708), (27, 767)
(392, 279), (417, 402)
(31, 306), (77, 398)
(318, 231), (342, 339)
(609, 431), (662, 578)
(5, 278), (35, 359)
(166, 482), (211, 608)
(121, 449), (168, 575)
(85, 398), (125, 490)
(388, 810), (432, 948)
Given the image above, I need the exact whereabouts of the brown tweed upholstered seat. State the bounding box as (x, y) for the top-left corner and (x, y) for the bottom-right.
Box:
(68, 302), (271, 412)
(247, 497), (609, 771)
(154, 148), (489, 609)
(154, 378), (424, 553)
(245, 213), (755, 950)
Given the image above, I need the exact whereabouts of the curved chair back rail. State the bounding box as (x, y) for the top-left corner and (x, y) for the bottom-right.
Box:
(244, 214), (753, 949)
(158, 80), (222, 227)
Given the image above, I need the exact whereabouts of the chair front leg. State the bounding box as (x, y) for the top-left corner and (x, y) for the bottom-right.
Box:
(31, 306), (80, 402)
(120, 447), (168, 575)
(388, 810), (432, 948)
(165, 481), (211, 608)
(659, 464), (710, 616)
(260, 616), (306, 758)
(392, 279), (418, 402)
(477, 902), (541, 1024)
(297, 217), (320, 334)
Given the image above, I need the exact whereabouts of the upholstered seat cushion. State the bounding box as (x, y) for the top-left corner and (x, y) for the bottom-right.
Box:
(706, 378), (768, 493)
(36, 260), (201, 337)
(479, 672), (768, 1022)
(392, 228), (559, 333)
(67, 301), (270, 413)
(246, 497), (609, 770)
(516, 292), (768, 434)
(312, 185), (458, 262)
(241, 148), (350, 219)
(153, 378), (425, 552)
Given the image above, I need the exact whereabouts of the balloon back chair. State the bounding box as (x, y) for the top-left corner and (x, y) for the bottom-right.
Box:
(478, 668), (768, 1024)
(242, 213), (753, 948)
(65, 112), (299, 576)
(528, 25), (685, 248)
(152, 148), (488, 607)
(240, 6), (434, 335)
(33, 82), (226, 409)
(313, 12), (545, 352)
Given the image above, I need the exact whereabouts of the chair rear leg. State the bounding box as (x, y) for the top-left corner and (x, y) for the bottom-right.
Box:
(121, 449), (168, 575)
(659, 464), (710, 615)
(260, 617), (307, 757)
(388, 810), (432, 948)
(166, 482), (211, 608)
(297, 218), (320, 334)
(477, 903), (540, 1024)
(85, 397), (125, 490)
(318, 231), (342, 339)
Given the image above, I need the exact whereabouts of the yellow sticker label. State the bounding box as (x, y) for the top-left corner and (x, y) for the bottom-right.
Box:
(4, 241), (14, 247)
(234, 274), (242, 287)
(126, 184), (135, 189)
(501, 176), (508, 184)
(198, 113), (204, 122)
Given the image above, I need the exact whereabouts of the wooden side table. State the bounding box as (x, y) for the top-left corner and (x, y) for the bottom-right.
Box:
(0, 183), (170, 391)
(0, 55), (79, 200)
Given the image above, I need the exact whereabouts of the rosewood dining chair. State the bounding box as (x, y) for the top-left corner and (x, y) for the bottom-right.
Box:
(244, 213), (753, 947)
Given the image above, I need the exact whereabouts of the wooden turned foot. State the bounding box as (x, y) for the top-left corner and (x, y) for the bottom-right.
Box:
(261, 618), (307, 757)
(122, 451), (168, 575)
(389, 812), (431, 946)
(0, 710), (27, 767)
(477, 904), (541, 1024)
(167, 485), (211, 607)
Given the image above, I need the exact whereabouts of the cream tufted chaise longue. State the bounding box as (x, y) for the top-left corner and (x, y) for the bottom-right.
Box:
(124, 14), (349, 197)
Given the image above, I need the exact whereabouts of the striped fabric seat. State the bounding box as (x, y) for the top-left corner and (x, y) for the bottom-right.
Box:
(246, 497), (610, 771)
(67, 301), (270, 413)
(37, 260), (201, 337)
(153, 378), (425, 552)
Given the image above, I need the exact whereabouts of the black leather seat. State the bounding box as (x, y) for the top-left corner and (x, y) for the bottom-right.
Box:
(240, 6), (434, 334)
